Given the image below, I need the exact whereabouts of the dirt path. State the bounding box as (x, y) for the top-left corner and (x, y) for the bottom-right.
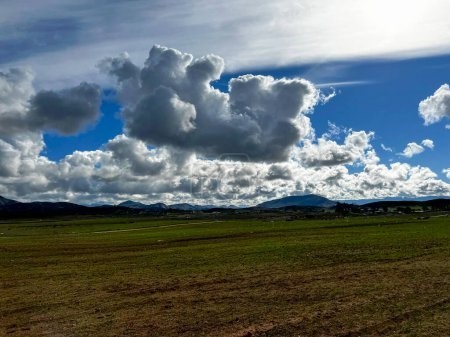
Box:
(92, 220), (224, 234)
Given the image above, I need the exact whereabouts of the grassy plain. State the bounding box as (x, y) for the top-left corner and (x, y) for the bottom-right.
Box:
(1, 214), (449, 336)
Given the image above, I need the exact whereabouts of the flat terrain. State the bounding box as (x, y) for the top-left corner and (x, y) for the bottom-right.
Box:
(1, 214), (449, 336)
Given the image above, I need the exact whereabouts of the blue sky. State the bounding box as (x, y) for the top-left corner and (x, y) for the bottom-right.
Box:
(1, 0), (449, 204)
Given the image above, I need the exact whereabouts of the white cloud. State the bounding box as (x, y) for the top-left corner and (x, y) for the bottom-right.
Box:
(315, 81), (372, 88)
(2, 1), (450, 86)
(381, 144), (393, 152)
(400, 142), (424, 158)
(319, 89), (337, 104)
(419, 84), (450, 125)
(294, 130), (374, 167)
(323, 121), (347, 140)
(444, 169), (450, 179)
(421, 139), (434, 149)
(399, 139), (435, 158)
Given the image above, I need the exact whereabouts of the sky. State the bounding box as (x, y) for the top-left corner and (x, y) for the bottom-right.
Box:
(0, 0), (450, 205)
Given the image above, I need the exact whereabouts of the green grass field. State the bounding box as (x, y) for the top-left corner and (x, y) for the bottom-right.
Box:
(1, 215), (449, 336)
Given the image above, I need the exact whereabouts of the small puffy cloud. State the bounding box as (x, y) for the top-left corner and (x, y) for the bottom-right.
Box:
(421, 139), (434, 149)
(266, 164), (292, 181)
(323, 121), (347, 140)
(101, 45), (320, 162)
(319, 88), (336, 104)
(106, 135), (166, 176)
(443, 168), (450, 179)
(400, 142), (424, 158)
(295, 130), (374, 167)
(399, 139), (434, 158)
(419, 84), (450, 125)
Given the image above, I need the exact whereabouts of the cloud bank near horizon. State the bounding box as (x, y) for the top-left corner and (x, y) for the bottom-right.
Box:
(0, 45), (449, 205)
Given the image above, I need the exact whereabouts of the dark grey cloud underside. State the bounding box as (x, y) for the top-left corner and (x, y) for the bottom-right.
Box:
(102, 45), (318, 162)
(30, 82), (101, 135)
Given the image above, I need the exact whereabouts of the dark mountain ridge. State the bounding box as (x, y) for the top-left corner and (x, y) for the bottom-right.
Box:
(0, 196), (18, 206)
(118, 200), (230, 211)
(0, 196), (133, 219)
(257, 194), (337, 209)
(362, 198), (450, 209)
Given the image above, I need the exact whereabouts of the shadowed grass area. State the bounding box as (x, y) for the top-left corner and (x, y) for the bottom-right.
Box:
(1, 215), (449, 336)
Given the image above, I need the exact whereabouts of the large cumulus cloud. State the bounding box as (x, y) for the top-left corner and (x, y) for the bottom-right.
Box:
(100, 45), (318, 162)
(0, 68), (101, 136)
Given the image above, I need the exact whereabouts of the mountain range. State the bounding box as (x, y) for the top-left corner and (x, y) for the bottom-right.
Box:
(0, 194), (449, 219)
(118, 200), (233, 211)
(116, 194), (337, 210)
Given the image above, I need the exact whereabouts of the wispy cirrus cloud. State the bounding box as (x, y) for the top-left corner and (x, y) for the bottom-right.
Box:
(381, 144), (393, 152)
(2, 0), (450, 87)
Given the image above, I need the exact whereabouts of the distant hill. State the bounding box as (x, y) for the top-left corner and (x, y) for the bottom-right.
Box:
(341, 195), (450, 205)
(257, 194), (336, 209)
(170, 203), (203, 211)
(0, 199), (87, 217)
(119, 200), (151, 209)
(362, 198), (450, 209)
(0, 196), (134, 219)
(149, 202), (169, 210)
(119, 201), (169, 210)
(119, 201), (219, 211)
(169, 203), (231, 211)
(0, 196), (18, 206)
